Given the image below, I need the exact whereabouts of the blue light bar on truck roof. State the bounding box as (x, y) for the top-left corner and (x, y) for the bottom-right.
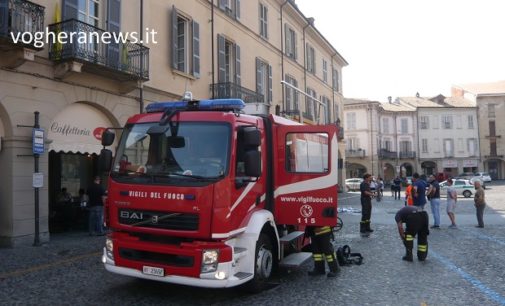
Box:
(145, 99), (245, 113)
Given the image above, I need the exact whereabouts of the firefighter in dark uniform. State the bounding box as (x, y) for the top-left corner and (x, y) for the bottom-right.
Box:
(395, 206), (429, 261)
(360, 173), (374, 233)
(306, 226), (340, 277)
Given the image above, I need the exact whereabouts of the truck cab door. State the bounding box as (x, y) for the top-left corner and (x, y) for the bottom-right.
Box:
(273, 124), (338, 227)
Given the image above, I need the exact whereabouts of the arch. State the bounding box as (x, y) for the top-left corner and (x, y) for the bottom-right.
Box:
(400, 162), (414, 177)
(382, 163), (395, 182)
(0, 100), (12, 138)
(47, 102), (119, 154)
(0, 116), (4, 140)
(421, 161), (437, 175)
(346, 162), (367, 178)
(484, 158), (504, 180)
(77, 101), (121, 129)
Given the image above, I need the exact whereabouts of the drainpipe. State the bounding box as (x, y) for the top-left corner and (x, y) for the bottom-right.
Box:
(394, 111), (398, 176)
(331, 52), (337, 122)
(475, 106), (482, 172)
(302, 21), (310, 121)
(139, 0), (144, 113)
(416, 110), (421, 174)
(211, 0), (215, 98)
(369, 105), (374, 176)
(280, 1), (289, 113)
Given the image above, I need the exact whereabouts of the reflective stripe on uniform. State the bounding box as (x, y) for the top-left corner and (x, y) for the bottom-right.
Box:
(326, 255), (334, 262)
(313, 253), (323, 261)
(418, 245), (427, 252)
(315, 226), (331, 235)
(406, 234), (414, 241)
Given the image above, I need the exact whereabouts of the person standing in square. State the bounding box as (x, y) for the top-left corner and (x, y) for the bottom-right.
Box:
(87, 176), (107, 236)
(473, 180), (486, 228)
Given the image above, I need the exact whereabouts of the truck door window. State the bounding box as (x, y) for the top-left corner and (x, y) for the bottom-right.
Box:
(285, 133), (329, 173)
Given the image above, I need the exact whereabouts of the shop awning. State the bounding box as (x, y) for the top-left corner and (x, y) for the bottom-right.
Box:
(48, 103), (116, 155)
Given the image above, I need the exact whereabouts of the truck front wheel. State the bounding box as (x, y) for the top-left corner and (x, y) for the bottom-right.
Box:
(244, 233), (274, 292)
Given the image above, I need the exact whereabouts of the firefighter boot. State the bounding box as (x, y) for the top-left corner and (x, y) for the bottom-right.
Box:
(326, 254), (340, 278)
(308, 257), (325, 276)
(402, 249), (413, 262)
(366, 221), (374, 233)
(417, 244), (428, 261)
(360, 222), (367, 233)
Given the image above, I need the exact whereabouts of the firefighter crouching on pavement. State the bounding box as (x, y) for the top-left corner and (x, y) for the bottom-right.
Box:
(395, 206), (429, 262)
(360, 173), (375, 233)
(305, 226), (340, 277)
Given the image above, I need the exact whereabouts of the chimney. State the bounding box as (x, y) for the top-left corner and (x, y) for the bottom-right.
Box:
(307, 17), (315, 26)
(388, 96), (392, 103)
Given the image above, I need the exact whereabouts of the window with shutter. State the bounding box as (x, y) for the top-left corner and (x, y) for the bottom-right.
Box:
(107, 0), (120, 70)
(306, 44), (315, 74)
(285, 75), (298, 112)
(171, 6), (200, 78)
(63, 0), (78, 20)
(217, 35), (240, 85)
(259, 3), (268, 39)
(255, 58), (271, 104)
(218, 0), (240, 19)
(285, 25), (296, 59)
(332, 69), (339, 92)
(322, 59), (328, 83)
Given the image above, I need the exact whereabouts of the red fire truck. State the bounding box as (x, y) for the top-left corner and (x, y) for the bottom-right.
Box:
(100, 97), (339, 291)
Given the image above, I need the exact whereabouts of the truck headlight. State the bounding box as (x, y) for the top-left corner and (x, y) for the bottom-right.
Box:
(201, 249), (219, 273)
(105, 238), (114, 259)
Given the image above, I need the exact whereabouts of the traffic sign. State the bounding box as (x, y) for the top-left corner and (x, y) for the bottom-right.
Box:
(33, 172), (43, 188)
(33, 128), (44, 155)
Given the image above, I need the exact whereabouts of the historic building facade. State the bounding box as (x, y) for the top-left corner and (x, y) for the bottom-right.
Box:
(0, 0), (347, 246)
(452, 81), (505, 180)
(344, 95), (478, 182)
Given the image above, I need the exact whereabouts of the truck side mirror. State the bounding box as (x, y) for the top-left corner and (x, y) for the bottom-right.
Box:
(99, 148), (113, 172)
(244, 150), (261, 177)
(242, 127), (261, 147)
(101, 129), (115, 146)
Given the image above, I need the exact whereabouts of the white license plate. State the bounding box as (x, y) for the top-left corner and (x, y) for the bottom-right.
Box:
(142, 265), (164, 277)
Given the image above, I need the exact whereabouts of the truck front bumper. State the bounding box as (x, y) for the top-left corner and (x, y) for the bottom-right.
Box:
(102, 248), (253, 288)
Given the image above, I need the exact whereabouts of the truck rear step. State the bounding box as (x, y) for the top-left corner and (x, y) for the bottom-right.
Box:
(279, 231), (304, 243)
(279, 252), (312, 268)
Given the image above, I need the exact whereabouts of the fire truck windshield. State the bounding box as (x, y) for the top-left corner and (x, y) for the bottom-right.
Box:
(111, 122), (230, 183)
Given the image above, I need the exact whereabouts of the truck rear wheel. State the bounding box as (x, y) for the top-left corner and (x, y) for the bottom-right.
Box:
(244, 233), (273, 292)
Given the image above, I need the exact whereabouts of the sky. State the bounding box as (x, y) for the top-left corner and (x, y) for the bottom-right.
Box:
(295, 0), (505, 102)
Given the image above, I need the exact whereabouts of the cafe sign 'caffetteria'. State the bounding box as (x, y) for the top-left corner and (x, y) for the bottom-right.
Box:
(50, 122), (91, 137)
(47, 103), (115, 154)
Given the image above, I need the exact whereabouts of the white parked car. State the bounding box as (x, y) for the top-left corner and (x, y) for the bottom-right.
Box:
(472, 172), (492, 183)
(345, 178), (363, 192)
(439, 179), (474, 198)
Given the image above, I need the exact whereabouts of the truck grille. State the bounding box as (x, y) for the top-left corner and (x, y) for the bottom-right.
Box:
(119, 248), (194, 267)
(118, 209), (199, 231)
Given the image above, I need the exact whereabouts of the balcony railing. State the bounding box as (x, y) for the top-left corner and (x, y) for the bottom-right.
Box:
(378, 149), (397, 159)
(485, 154), (504, 159)
(48, 19), (149, 81)
(399, 151), (416, 159)
(210, 82), (264, 103)
(346, 149), (366, 158)
(0, 0), (45, 50)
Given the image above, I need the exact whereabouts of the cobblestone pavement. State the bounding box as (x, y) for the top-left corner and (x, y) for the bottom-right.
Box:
(0, 183), (504, 305)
